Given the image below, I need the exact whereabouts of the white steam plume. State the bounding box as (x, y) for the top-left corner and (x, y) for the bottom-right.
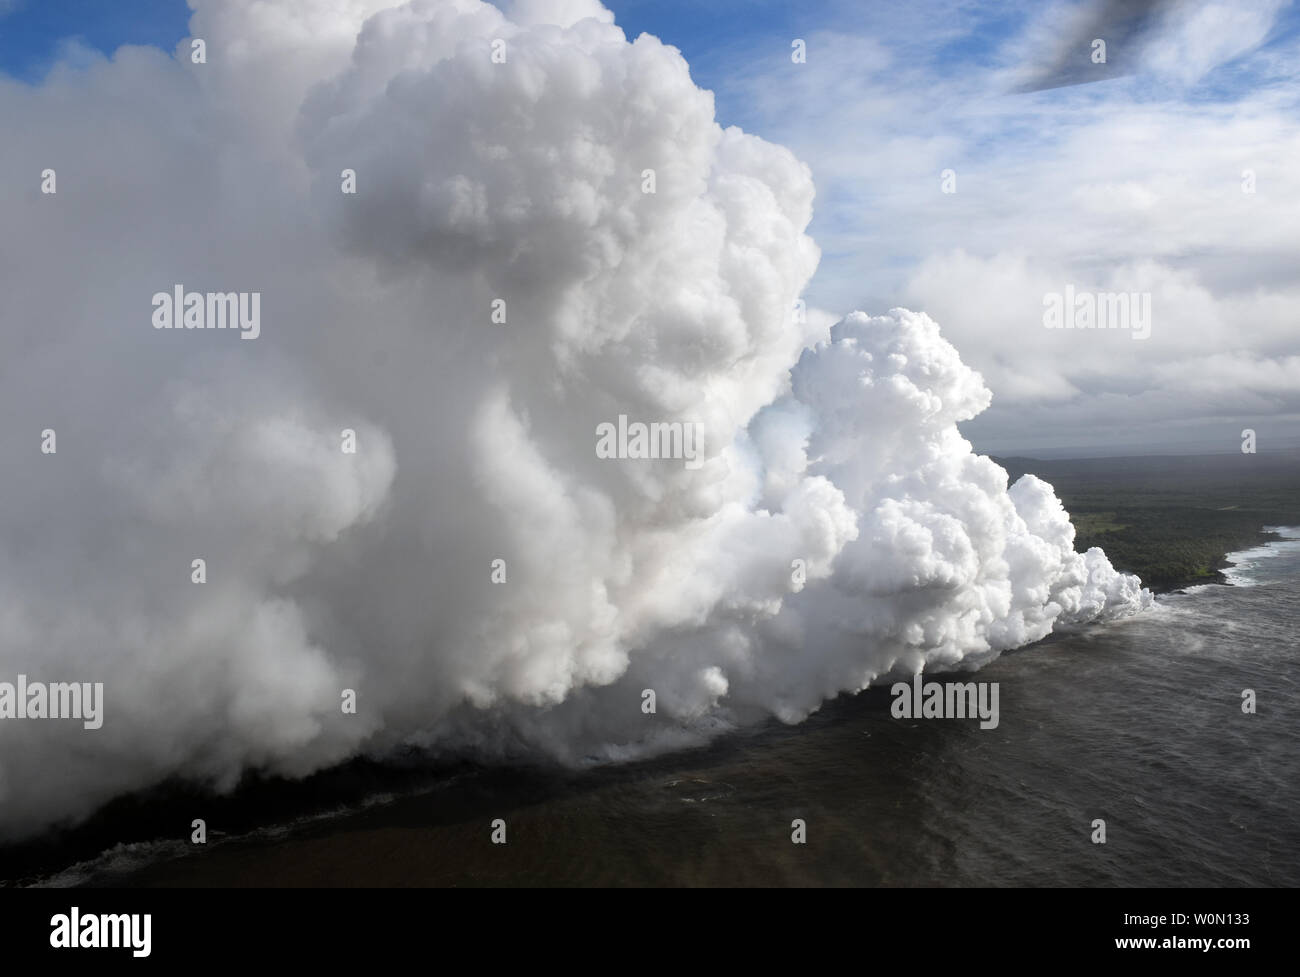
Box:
(0, 0), (1150, 842)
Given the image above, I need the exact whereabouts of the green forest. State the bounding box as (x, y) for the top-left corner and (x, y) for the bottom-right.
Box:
(994, 453), (1300, 592)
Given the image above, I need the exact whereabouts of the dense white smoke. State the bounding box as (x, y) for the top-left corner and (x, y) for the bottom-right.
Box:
(0, 0), (1150, 842)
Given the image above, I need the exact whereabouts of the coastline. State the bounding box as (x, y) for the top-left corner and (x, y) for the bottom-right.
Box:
(1156, 526), (1292, 595)
(7, 522), (1298, 888)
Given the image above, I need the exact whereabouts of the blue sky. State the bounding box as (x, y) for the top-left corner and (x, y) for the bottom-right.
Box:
(8, 1), (1292, 87)
(0, 0), (1157, 96)
(5, 0), (1298, 98)
(0, 0), (189, 82)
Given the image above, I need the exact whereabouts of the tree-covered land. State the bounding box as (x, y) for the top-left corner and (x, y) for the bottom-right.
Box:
(994, 453), (1300, 593)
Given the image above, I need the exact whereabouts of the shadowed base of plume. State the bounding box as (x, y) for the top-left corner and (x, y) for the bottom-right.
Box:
(0, 749), (486, 886)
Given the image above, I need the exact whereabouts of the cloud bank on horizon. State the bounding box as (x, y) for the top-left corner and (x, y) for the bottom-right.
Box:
(0, 0), (1153, 842)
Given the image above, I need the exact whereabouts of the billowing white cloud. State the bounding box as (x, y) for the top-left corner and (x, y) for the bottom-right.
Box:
(0, 0), (1149, 842)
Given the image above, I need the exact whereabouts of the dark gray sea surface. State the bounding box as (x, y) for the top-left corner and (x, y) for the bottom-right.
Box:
(26, 530), (1300, 887)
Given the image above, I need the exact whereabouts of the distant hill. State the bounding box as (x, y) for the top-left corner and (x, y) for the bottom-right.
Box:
(990, 453), (1300, 591)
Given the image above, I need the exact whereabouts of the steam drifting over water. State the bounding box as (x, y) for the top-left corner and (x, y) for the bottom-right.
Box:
(0, 0), (1151, 842)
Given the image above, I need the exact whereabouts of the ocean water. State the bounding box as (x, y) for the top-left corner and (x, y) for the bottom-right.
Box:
(21, 529), (1300, 887)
